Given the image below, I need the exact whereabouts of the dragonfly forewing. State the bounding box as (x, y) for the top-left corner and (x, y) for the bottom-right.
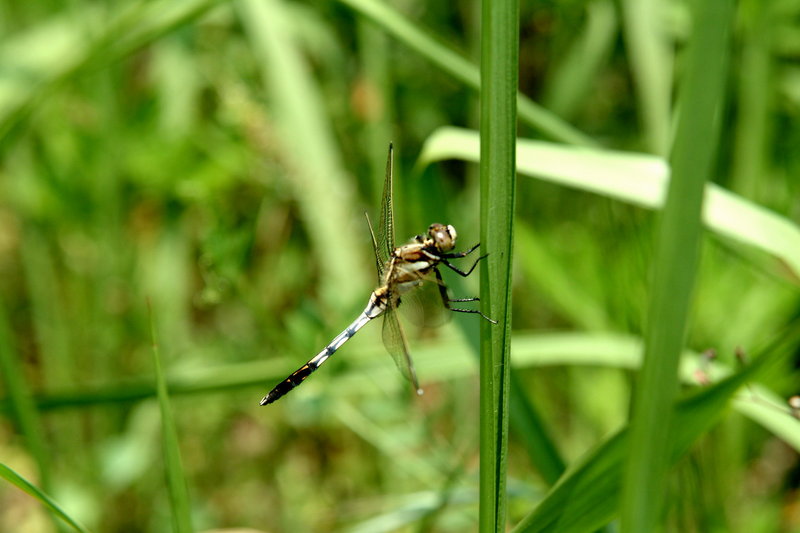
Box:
(376, 143), (396, 267)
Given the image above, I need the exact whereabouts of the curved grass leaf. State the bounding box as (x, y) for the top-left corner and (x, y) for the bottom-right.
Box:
(417, 127), (800, 284)
(0, 463), (91, 533)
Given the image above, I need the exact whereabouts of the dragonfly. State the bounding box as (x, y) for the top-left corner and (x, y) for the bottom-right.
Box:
(260, 143), (495, 406)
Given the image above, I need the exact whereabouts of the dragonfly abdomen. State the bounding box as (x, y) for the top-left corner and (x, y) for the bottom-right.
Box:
(260, 297), (383, 405)
(260, 363), (315, 405)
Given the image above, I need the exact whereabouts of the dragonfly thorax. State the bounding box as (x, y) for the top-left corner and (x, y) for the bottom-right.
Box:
(427, 223), (457, 252)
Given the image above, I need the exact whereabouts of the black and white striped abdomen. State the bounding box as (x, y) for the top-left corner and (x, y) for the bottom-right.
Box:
(259, 292), (387, 405)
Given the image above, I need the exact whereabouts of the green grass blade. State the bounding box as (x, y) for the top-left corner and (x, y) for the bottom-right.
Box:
(0, 463), (91, 533)
(337, 0), (595, 147)
(619, 0), (673, 155)
(511, 327), (797, 533)
(621, 2), (734, 531)
(417, 127), (800, 283)
(479, 0), (518, 530)
(150, 307), (194, 533)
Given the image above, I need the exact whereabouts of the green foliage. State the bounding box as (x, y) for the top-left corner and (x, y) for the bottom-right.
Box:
(1, 1), (799, 532)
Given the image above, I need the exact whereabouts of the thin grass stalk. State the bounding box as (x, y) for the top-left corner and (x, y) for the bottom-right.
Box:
(620, 1), (734, 531)
(150, 304), (194, 533)
(478, 0), (518, 531)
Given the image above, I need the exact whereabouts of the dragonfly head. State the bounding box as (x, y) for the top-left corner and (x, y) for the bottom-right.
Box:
(428, 223), (457, 252)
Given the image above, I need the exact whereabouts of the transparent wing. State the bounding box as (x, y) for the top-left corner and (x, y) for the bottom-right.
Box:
(381, 298), (421, 394)
(376, 143), (395, 268)
(397, 275), (451, 329)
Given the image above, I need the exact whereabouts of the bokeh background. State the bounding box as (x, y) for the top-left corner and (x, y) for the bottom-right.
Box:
(1, 0), (799, 532)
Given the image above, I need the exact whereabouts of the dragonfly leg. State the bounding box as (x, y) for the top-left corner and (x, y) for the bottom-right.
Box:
(434, 269), (497, 324)
(441, 253), (488, 277)
(441, 242), (480, 259)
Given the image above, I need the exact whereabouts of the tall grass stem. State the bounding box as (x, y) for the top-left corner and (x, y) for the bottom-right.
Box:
(479, 0), (518, 530)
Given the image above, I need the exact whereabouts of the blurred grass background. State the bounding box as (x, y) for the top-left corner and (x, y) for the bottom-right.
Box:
(1, 0), (799, 532)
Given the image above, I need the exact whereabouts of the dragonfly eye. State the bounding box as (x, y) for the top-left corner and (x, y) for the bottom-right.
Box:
(428, 223), (457, 251)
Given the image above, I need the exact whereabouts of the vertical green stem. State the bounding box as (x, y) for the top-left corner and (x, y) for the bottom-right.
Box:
(478, 0), (518, 531)
(621, 1), (733, 531)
